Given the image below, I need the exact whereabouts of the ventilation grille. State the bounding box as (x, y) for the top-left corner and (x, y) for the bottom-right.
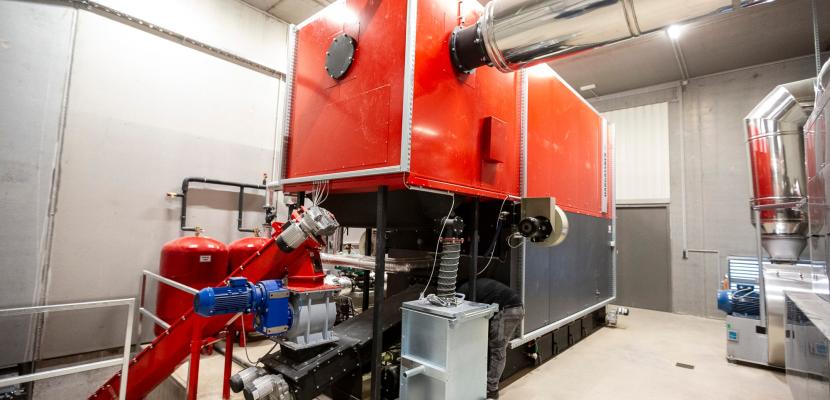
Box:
(727, 256), (811, 290)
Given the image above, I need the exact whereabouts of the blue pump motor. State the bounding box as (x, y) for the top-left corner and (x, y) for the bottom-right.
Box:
(194, 277), (292, 336)
(716, 284), (760, 317)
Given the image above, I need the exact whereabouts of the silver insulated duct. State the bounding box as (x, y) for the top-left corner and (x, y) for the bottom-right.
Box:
(746, 78), (815, 261)
(450, 0), (770, 72)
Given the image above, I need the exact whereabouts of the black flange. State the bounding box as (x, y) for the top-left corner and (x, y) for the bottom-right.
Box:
(449, 23), (490, 73)
(325, 34), (356, 80)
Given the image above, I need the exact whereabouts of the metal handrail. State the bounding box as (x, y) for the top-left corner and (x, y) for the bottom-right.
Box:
(0, 298), (135, 399)
(136, 269), (240, 395)
(137, 269), (197, 333)
(142, 270), (198, 295)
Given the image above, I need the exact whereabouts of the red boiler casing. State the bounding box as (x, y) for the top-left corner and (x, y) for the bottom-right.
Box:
(525, 64), (613, 219)
(156, 234), (229, 335)
(280, 0), (611, 222)
(281, 0), (520, 199)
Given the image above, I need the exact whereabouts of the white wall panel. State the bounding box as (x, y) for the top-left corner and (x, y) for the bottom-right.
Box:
(0, 0), (76, 367)
(0, 0), (290, 364)
(39, 9), (283, 358)
(96, 0), (288, 72)
(604, 102), (670, 204)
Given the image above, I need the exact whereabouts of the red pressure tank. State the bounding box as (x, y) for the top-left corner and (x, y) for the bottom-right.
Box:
(228, 232), (269, 274)
(228, 231), (270, 337)
(156, 229), (228, 335)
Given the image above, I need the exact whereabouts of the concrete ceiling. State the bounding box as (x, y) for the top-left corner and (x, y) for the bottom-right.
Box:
(550, 0), (830, 97)
(242, 0), (333, 24)
(245, 0), (830, 97)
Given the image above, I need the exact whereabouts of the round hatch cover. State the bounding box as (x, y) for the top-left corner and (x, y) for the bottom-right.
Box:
(325, 34), (356, 80)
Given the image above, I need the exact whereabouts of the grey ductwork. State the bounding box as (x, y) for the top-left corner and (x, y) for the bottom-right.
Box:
(820, 58), (830, 95)
(450, 0), (770, 73)
(746, 78), (816, 261)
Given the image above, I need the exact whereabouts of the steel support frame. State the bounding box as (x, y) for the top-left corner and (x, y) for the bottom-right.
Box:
(749, 200), (805, 328)
(752, 207), (768, 330)
(363, 227), (373, 311)
(370, 186), (388, 400)
(470, 198), (480, 302)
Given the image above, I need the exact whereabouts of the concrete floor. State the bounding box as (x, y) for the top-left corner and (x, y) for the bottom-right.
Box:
(501, 307), (792, 400)
(31, 307), (793, 399)
(155, 338), (277, 399)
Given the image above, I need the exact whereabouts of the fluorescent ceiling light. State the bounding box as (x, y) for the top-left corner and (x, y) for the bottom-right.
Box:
(579, 84), (596, 92)
(667, 25), (684, 41)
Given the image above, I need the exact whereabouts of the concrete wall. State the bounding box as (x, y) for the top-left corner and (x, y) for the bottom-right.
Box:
(591, 56), (818, 318)
(0, 0), (288, 367)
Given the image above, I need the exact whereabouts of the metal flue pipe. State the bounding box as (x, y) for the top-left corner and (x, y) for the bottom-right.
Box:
(450, 0), (772, 73)
(319, 253), (433, 273)
(745, 78), (815, 261)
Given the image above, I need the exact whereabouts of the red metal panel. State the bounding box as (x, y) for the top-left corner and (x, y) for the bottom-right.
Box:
(406, 175), (517, 200)
(285, 0), (408, 179)
(525, 65), (607, 219)
(481, 116), (507, 163)
(406, 0), (521, 199)
(283, 173), (407, 194)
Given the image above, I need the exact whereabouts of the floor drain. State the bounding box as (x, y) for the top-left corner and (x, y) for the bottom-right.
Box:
(675, 362), (695, 370)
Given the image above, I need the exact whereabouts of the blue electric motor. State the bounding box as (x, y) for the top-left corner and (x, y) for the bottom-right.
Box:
(194, 277), (292, 336)
(716, 284), (760, 317)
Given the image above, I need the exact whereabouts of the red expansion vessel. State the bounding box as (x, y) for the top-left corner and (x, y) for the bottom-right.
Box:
(228, 235), (270, 273)
(227, 234), (270, 335)
(156, 232), (228, 335)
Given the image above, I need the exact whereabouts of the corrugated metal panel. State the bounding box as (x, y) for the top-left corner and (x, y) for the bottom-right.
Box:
(603, 102), (670, 204)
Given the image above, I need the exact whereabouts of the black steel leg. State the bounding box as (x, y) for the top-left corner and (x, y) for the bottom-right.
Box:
(370, 186), (388, 400)
(363, 227), (372, 311)
(288, 191), (306, 215)
(470, 197), (479, 302)
(297, 191), (305, 208)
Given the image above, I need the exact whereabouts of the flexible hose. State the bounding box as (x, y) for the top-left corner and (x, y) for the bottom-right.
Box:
(436, 239), (462, 301)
